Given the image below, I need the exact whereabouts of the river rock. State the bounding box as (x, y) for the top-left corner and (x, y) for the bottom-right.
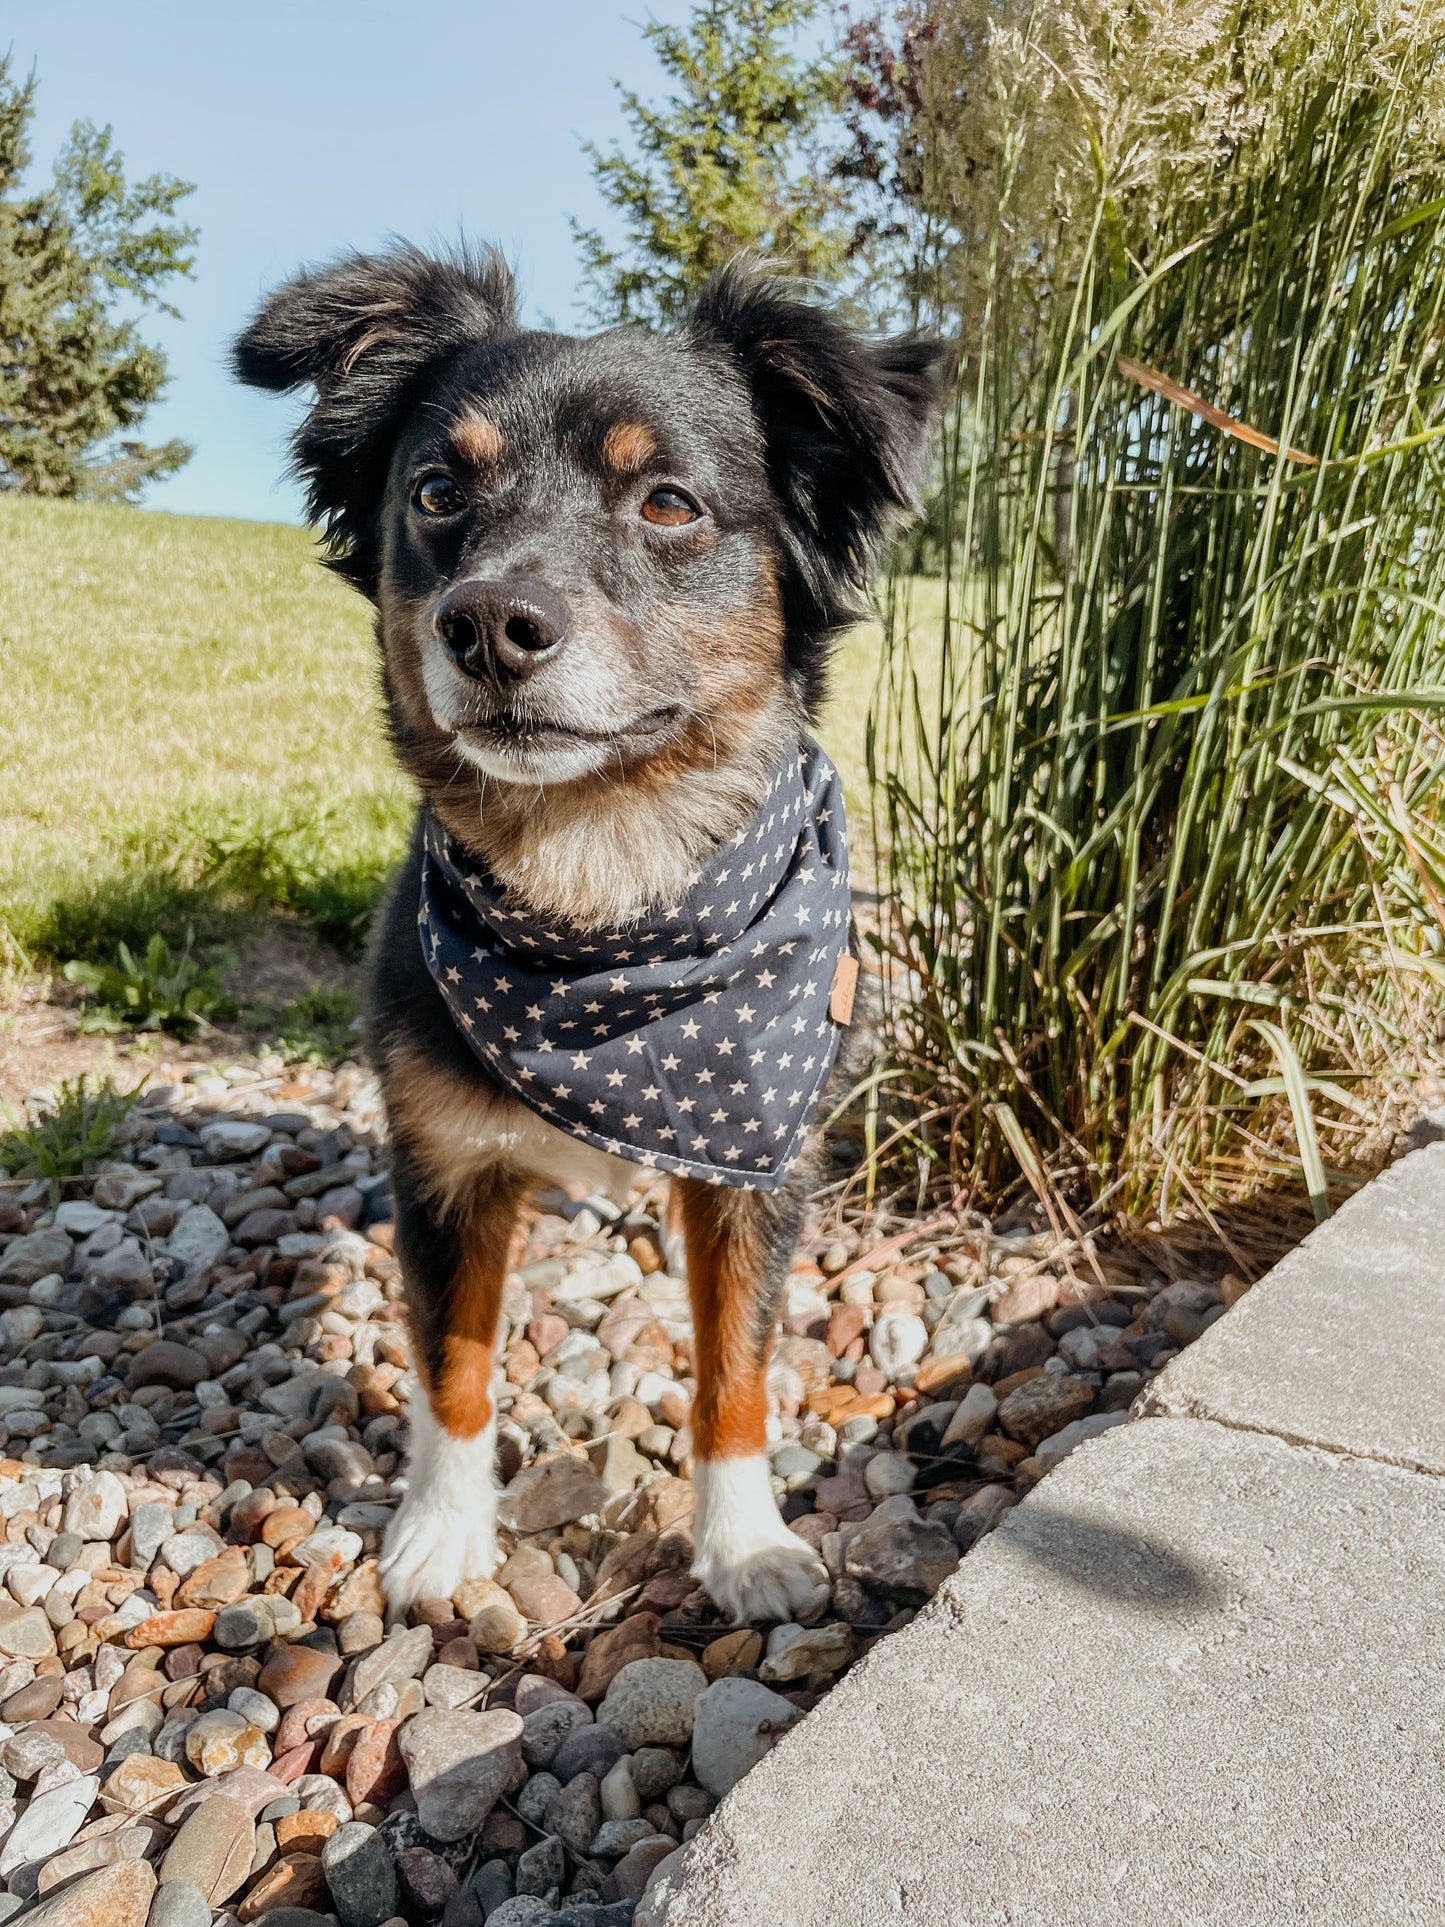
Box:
(598, 1658), (707, 1747)
(758, 1620), (854, 1685)
(236, 1849), (328, 1919)
(22, 1859), (155, 1927)
(0, 1229), (73, 1286)
(691, 1677), (801, 1796)
(166, 1205), (231, 1278)
(546, 1769), (602, 1853)
(612, 1837), (680, 1903)
(463, 1579), (526, 1656)
(996, 1373), (1096, 1450)
(158, 1791), (256, 1902)
(841, 1494), (958, 1603)
(343, 1718), (406, 1807)
(551, 1719), (629, 1783)
(82, 1239), (149, 1295)
(1034, 1407), (1128, 1469)
(941, 1381), (998, 1449)
(396, 1707), (524, 1841)
(869, 1312), (928, 1374)
(0, 1605), (57, 1657)
(26, 1726), (103, 1765)
(485, 1902), (554, 1927)
(520, 1696), (593, 1767)
(496, 1453), (606, 1533)
(343, 1622), (432, 1707)
(186, 1707), (272, 1775)
(199, 1120), (273, 1160)
(100, 1752), (187, 1816)
(177, 1549), (251, 1611)
(124, 1608), (215, 1649)
(214, 1595), (302, 1649)
(321, 1822), (401, 1927)
(129, 1343), (210, 1391)
(863, 1451), (917, 1498)
(515, 1833), (565, 1896)
(0, 1771), (99, 1876)
(62, 1467), (128, 1539)
(575, 1611), (662, 1702)
(149, 1883), (211, 1927)
(164, 1764), (290, 1824)
(259, 1643), (344, 1708)
(422, 1662), (487, 1711)
(590, 1817), (656, 1858)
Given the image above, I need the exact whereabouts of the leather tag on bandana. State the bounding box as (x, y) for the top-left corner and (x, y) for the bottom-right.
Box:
(830, 954), (859, 1026)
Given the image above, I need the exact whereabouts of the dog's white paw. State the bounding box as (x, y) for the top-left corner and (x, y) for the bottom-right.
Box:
(696, 1539), (831, 1625)
(380, 1395), (499, 1614)
(691, 1455), (830, 1624)
(380, 1489), (497, 1613)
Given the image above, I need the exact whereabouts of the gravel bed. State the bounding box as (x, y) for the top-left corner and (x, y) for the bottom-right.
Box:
(0, 1059), (1240, 1926)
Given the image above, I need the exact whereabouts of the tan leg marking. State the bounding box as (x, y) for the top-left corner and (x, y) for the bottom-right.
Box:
(679, 1183), (771, 1461)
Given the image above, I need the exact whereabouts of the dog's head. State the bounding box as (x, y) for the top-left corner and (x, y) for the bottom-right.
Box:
(235, 245), (948, 791)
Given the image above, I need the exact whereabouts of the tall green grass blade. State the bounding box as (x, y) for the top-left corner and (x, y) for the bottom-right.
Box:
(867, 1), (1445, 1215)
(1251, 1021), (1330, 1222)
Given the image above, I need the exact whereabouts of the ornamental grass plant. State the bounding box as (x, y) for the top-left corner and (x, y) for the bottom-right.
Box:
(865, 0), (1445, 1217)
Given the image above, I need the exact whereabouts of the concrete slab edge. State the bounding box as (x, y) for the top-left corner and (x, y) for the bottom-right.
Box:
(638, 1150), (1445, 1923)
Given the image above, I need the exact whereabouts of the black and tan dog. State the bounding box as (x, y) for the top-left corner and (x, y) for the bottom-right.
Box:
(235, 246), (946, 1623)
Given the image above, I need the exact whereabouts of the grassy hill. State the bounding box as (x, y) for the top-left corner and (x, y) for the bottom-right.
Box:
(0, 498), (885, 971)
(0, 499), (408, 963)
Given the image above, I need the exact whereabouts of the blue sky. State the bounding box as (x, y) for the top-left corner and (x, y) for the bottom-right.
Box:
(14, 2), (695, 523)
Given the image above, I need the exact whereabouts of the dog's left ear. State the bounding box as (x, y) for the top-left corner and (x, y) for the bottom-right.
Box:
(685, 264), (952, 646)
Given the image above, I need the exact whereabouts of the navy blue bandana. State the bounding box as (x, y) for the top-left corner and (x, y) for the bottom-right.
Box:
(417, 736), (851, 1190)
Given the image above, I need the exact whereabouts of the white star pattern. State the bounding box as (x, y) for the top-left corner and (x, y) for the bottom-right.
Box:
(418, 739), (849, 1190)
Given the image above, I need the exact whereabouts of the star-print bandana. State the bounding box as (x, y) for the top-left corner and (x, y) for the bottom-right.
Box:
(417, 735), (851, 1191)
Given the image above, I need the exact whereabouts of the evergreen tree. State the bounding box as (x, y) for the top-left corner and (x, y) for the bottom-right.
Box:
(573, 0), (847, 325)
(0, 58), (197, 501)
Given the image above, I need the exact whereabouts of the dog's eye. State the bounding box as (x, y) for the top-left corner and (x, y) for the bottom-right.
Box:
(641, 486), (701, 528)
(413, 473), (466, 518)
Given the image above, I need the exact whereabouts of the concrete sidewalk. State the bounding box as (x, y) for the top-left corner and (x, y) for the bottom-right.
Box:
(644, 1143), (1445, 1925)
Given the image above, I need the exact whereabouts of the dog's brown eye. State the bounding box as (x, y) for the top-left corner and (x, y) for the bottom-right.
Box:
(641, 487), (701, 527)
(414, 473), (465, 517)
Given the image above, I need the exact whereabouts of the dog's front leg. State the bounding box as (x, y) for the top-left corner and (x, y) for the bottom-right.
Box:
(680, 1176), (830, 1624)
(380, 1155), (523, 1614)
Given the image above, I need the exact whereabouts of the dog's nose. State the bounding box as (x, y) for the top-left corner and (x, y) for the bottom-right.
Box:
(433, 575), (570, 685)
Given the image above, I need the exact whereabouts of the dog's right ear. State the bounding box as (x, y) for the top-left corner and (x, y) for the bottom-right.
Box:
(234, 244), (517, 596)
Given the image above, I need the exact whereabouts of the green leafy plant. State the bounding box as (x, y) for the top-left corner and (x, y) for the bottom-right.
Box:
(64, 930), (234, 1037)
(0, 1074), (141, 1199)
(250, 978), (362, 1071)
(268, 985), (362, 1066)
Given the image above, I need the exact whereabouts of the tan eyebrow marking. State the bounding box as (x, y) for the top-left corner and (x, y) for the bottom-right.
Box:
(451, 409), (503, 466)
(601, 421), (657, 474)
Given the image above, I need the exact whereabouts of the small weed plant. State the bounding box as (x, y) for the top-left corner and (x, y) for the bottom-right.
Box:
(0, 1074), (141, 1198)
(267, 985), (362, 1065)
(64, 931), (235, 1038)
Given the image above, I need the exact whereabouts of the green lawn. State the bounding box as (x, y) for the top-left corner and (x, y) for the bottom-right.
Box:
(0, 497), (894, 966)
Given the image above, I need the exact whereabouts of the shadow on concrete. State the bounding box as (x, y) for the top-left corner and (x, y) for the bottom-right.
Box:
(1005, 1499), (1223, 1612)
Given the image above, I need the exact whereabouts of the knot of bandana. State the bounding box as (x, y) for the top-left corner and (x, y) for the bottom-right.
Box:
(418, 736), (851, 1190)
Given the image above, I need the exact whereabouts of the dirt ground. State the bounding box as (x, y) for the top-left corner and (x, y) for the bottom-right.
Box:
(0, 925), (364, 1112)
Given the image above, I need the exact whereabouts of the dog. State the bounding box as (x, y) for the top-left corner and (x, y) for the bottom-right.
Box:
(235, 245), (947, 1624)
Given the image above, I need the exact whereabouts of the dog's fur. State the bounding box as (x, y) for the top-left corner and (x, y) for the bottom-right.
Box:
(235, 245), (948, 1621)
